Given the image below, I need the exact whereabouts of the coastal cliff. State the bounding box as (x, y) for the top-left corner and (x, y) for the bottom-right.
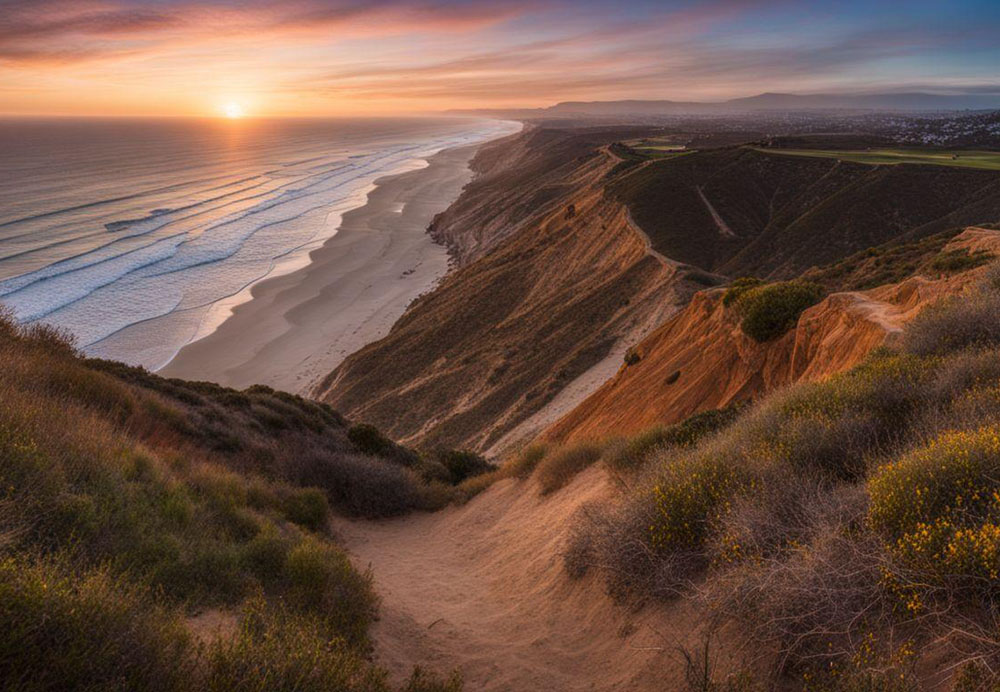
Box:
(315, 128), (701, 453)
(545, 226), (1000, 444)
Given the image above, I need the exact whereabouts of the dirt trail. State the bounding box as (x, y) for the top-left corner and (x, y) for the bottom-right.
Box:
(335, 467), (722, 690)
(696, 186), (736, 238)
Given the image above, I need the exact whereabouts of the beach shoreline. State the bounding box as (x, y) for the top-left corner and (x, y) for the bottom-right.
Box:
(158, 136), (503, 394)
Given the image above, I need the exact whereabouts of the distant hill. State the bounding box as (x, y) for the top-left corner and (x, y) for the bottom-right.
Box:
(613, 147), (1000, 277)
(449, 91), (1000, 118)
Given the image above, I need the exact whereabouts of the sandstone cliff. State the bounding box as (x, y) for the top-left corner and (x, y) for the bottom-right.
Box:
(316, 128), (701, 453)
(545, 227), (1000, 444)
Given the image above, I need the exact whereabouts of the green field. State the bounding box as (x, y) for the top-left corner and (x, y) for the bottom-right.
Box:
(752, 147), (1000, 170)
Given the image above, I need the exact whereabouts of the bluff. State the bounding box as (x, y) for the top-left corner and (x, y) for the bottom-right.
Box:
(545, 227), (1000, 444)
(316, 127), (701, 453)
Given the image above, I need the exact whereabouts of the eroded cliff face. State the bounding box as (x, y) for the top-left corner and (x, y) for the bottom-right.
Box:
(545, 227), (1000, 444)
(315, 128), (700, 453)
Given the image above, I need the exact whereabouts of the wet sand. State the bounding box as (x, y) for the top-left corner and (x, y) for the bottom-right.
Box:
(159, 144), (480, 393)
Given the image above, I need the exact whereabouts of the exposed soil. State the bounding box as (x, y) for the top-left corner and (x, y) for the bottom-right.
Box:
(334, 466), (744, 690)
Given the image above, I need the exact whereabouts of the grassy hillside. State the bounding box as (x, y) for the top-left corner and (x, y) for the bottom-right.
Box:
(754, 147), (1000, 171)
(0, 309), (463, 691)
(558, 264), (1000, 687)
(613, 146), (1000, 278)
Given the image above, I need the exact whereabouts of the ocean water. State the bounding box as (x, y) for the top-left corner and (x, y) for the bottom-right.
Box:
(0, 116), (514, 369)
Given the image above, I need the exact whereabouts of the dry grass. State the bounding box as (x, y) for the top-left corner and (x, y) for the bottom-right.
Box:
(567, 266), (1000, 681)
(535, 442), (604, 495)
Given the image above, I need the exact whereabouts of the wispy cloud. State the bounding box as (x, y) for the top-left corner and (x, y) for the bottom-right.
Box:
(0, 0), (997, 115)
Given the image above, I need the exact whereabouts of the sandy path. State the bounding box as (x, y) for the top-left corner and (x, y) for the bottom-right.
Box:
(335, 467), (724, 691)
(158, 145), (478, 394)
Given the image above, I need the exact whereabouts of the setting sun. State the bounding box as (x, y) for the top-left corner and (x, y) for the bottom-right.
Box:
(222, 102), (245, 118)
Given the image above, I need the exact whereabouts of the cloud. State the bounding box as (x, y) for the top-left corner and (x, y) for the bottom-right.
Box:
(0, 0), (532, 64)
(1, 0), (998, 113)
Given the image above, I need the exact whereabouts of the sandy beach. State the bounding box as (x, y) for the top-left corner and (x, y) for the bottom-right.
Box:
(159, 143), (483, 393)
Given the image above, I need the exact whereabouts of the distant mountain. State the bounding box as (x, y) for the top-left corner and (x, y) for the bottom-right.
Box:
(449, 91), (1000, 118)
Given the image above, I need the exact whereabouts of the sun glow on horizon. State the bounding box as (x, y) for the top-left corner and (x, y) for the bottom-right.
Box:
(222, 102), (245, 119)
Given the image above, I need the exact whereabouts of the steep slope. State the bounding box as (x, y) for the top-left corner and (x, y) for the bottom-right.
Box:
(615, 147), (1000, 277)
(428, 126), (650, 265)
(546, 227), (1000, 444)
(316, 128), (700, 454)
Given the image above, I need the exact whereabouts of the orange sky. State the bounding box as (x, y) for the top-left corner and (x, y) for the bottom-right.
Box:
(2, 0), (999, 117)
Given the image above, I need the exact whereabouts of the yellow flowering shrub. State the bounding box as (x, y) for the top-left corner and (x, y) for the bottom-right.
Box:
(869, 427), (1000, 583)
(649, 453), (751, 549)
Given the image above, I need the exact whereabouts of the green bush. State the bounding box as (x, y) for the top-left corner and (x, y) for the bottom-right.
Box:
(722, 277), (764, 306)
(435, 449), (494, 484)
(347, 423), (419, 466)
(0, 557), (193, 692)
(280, 487), (330, 532)
(205, 595), (387, 692)
(734, 281), (825, 342)
(649, 452), (752, 550)
(284, 537), (378, 648)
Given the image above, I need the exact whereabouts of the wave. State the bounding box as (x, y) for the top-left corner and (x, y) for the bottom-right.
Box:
(0, 118), (519, 364)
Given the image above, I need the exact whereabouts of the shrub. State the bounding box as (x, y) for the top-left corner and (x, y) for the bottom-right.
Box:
(305, 453), (422, 518)
(347, 423), (419, 466)
(505, 444), (548, 479)
(929, 248), (995, 273)
(649, 452), (752, 551)
(280, 487), (330, 532)
(563, 493), (686, 600)
(435, 449), (494, 484)
(722, 277), (764, 307)
(869, 427), (1000, 588)
(0, 557), (193, 692)
(535, 442), (603, 494)
(904, 291), (1000, 356)
(734, 281), (825, 342)
(623, 347), (641, 366)
(608, 405), (744, 472)
(283, 537), (378, 649)
(205, 595), (387, 692)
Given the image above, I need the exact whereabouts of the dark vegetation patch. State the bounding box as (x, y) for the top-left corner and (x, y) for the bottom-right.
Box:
(799, 228), (966, 290)
(721, 276), (763, 306)
(730, 281), (825, 342)
(0, 309), (462, 690)
(566, 264), (1000, 685)
(929, 247), (996, 273)
(612, 147), (1000, 278)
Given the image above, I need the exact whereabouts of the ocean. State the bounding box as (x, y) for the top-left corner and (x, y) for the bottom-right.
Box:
(0, 116), (513, 369)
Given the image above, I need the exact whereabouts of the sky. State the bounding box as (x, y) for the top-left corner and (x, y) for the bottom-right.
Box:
(1, 0), (999, 117)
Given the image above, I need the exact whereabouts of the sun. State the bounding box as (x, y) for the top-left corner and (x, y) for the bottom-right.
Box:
(222, 102), (245, 119)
